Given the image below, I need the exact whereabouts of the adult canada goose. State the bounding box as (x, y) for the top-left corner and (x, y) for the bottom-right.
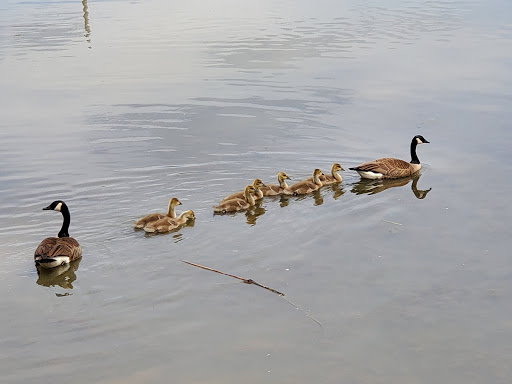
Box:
(259, 172), (291, 196)
(144, 210), (195, 233)
(220, 179), (266, 203)
(134, 197), (182, 229)
(318, 163), (344, 185)
(350, 135), (430, 179)
(283, 169), (324, 195)
(34, 201), (82, 269)
(213, 185), (257, 214)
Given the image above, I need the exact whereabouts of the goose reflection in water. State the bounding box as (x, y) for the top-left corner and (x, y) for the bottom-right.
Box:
(245, 201), (266, 225)
(351, 172), (432, 199)
(82, 0), (91, 47)
(36, 258), (81, 290)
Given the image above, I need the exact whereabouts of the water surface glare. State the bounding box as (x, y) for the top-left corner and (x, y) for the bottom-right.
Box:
(1, 0), (512, 383)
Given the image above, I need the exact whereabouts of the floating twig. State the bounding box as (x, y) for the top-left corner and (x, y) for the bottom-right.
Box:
(281, 296), (323, 329)
(181, 260), (285, 296)
(182, 260), (323, 328)
(381, 219), (402, 226)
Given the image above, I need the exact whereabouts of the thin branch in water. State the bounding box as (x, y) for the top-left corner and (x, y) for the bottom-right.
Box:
(281, 296), (323, 329)
(182, 260), (323, 328)
(181, 260), (285, 296)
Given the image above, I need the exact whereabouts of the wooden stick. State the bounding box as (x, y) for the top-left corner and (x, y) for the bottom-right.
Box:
(181, 260), (285, 296)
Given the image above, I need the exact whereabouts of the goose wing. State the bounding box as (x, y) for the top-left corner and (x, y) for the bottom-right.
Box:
(35, 237), (82, 261)
(351, 158), (413, 178)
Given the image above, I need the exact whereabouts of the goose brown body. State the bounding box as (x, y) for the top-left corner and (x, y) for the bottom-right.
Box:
(260, 172), (291, 196)
(144, 210), (195, 233)
(34, 200), (82, 269)
(283, 169), (324, 195)
(350, 135), (429, 179)
(220, 179), (266, 203)
(214, 185), (256, 214)
(134, 197), (182, 228)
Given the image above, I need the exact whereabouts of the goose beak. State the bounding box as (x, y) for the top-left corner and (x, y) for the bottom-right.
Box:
(43, 206), (51, 210)
(423, 139), (430, 144)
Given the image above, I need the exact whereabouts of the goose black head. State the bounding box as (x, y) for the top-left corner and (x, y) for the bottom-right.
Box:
(414, 135), (430, 145)
(43, 200), (66, 212)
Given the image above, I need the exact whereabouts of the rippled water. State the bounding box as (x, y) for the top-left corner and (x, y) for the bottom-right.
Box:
(1, 0), (512, 383)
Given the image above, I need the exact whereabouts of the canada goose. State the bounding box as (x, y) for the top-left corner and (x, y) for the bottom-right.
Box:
(259, 172), (291, 196)
(134, 197), (182, 229)
(213, 185), (257, 214)
(283, 169), (324, 195)
(34, 201), (82, 269)
(144, 210), (195, 233)
(318, 163), (344, 185)
(350, 135), (430, 179)
(220, 179), (266, 203)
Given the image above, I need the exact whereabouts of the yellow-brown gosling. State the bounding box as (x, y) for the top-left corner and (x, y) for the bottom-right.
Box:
(259, 171), (291, 196)
(134, 197), (182, 229)
(283, 168), (324, 195)
(213, 185), (257, 214)
(220, 179), (266, 203)
(34, 201), (82, 269)
(349, 135), (429, 179)
(319, 163), (344, 185)
(144, 210), (195, 233)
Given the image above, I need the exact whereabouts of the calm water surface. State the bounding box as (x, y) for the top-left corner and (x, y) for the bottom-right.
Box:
(1, 0), (511, 383)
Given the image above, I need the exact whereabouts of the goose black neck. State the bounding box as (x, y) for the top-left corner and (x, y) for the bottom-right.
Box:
(58, 204), (70, 238)
(410, 138), (420, 164)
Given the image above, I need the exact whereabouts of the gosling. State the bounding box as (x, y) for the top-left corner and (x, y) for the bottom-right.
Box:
(220, 179), (266, 203)
(319, 163), (344, 185)
(144, 210), (195, 233)
(283, 169), (324, 195)
(134, 197), (182, 229)
(213, 185), (257, 214)
(259, 172), (291, 196)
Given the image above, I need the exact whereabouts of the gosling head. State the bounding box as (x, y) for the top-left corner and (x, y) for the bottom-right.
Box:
(244, 185), (257, 196)
(277, 171), (291, 181)
(313, 168), (323, 177)
(43, 200), (66, 212)
(169, 197), (182, 207)
(332, 163), (345, 172)
(252, 179), (266, 189)
(413, 135), (429, 145)
(180, 210), (195, 220)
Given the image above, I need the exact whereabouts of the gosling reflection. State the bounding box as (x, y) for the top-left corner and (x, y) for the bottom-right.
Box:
(245, 201), (266, 225)
(82, 0), (91, 47)
(351, 173), (431, 199)
(278, 185), (344, 207)
(36, 258), (81, 289)
(325, 183), (345, 200)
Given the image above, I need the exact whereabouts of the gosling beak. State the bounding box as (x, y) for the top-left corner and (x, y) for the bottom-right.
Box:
(178, 201), (183, 205)
(340, 167), (345, 171)
(261, 183), (267, 187)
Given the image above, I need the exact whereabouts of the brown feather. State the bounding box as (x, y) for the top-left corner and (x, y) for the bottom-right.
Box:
(353, 158), (418, 179)
(34, 237), (82, 262)
(260, 184), (282, 196)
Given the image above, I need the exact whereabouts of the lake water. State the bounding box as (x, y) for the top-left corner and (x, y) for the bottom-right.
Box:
(1, 0), (511, 383)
